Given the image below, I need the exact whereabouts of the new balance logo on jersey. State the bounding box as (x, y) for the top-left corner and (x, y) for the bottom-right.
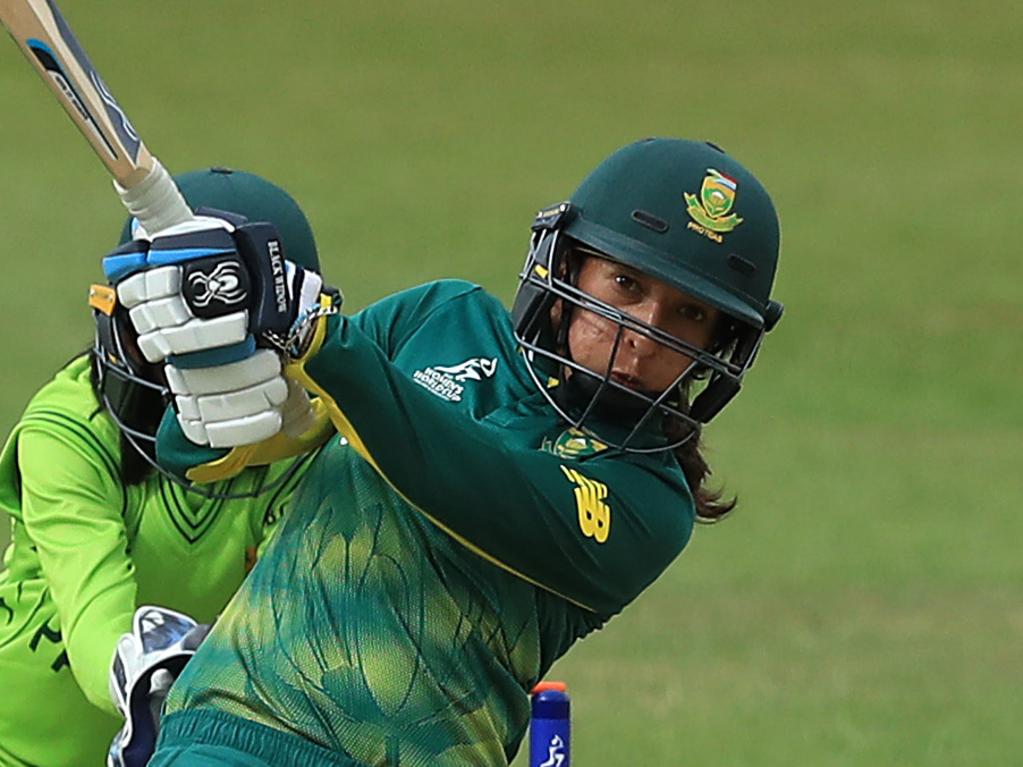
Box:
(413, 357), (498, 402)
(560, 466), (611, 543)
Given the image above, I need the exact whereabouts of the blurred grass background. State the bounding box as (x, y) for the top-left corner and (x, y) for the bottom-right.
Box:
(1, 1), (1020, 764)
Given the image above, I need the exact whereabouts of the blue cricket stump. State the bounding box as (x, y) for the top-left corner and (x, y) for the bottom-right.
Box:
(530, 681), (570, 767)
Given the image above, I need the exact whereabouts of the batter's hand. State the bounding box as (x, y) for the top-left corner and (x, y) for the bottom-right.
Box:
(104, 213), (292, 363)
(164, 351), (290, 447)
(102, 213), (334, 447)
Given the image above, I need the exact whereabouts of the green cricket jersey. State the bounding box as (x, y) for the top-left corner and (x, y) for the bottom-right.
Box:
(159, 280), (695, 766)
(0, 355), (315, 767)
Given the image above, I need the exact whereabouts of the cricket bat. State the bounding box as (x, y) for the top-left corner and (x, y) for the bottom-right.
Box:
(0, 0), (193, 233)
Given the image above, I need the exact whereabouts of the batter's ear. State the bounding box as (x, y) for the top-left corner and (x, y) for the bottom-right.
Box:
(556, 255), (569, 278)
(549, 298), (563, 328)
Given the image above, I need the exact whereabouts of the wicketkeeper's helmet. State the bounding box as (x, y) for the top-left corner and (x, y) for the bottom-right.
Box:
(511, 138), (784, 452)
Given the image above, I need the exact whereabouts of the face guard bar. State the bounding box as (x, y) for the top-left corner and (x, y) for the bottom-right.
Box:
(511, 209), (771, 454)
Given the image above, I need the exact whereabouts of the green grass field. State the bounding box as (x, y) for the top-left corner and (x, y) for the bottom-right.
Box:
(1, 1), (1020, 764)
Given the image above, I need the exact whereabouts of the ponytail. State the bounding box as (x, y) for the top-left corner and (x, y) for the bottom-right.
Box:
(672, 432), (736, 523)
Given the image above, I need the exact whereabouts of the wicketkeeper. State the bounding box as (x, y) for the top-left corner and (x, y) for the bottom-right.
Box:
(0, 168), (326, 767)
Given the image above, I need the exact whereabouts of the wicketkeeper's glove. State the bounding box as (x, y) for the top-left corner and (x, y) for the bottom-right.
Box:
(107, 606), (211, 767)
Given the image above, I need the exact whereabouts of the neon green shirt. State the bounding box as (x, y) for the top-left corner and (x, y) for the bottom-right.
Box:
(0, 355), (314, 767)
(161, 281), (694, 766)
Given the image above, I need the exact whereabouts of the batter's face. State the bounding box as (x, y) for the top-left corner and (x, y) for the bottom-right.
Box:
(565, 255), (722, 393)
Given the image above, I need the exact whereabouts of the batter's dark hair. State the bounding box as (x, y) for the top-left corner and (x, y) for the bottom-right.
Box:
(671, 432), (736, 523)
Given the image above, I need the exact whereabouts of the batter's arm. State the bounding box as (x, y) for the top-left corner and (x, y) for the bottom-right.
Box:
(293, 315), (695, 617)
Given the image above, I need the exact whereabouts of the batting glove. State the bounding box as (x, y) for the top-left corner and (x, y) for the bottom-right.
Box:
(104, 212), (316, 364)
(102, 212), (334, 447)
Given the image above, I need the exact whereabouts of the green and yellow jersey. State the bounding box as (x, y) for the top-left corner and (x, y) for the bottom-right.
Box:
(158, 280), (695, 766)
(0, 355), (315, 767)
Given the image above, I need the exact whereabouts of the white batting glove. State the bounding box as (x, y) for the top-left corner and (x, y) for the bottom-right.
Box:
(104, 216), (328, 365)
(103, 216), (330, 448)
(106, 216), (249, 364)
(166, 351), (290, 448)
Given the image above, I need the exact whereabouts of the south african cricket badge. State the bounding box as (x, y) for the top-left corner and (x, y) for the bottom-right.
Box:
(542, 428), (608, 459)
(684, 168), (743, 243)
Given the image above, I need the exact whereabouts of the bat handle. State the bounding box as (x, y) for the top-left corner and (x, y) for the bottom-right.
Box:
(115, 157), (194, 234)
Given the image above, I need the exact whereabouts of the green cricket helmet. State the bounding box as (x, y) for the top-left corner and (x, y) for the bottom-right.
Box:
(96, 167), (319, 448)
(512, 138), (784, 452)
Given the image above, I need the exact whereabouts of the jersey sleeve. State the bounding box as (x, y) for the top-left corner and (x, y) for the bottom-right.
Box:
(249, 449), (320, 557)
(155, 283), (480, 484)
(294, 313), (694, 618)
(348, 279), (482, 355)
(17, 419), (134, 716)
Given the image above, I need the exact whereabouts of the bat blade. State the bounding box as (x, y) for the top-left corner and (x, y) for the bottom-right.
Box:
(0, 0), (192, 231)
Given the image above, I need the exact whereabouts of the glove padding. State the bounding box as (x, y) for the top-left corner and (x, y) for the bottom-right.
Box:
(103, 211), (329, 447)
(108, 606), (210, 767)
(105, 212), (321, 363)
(164, 350), (285, 447)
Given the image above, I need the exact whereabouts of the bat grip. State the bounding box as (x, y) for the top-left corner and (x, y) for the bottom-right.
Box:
(115, 158), (194, 234)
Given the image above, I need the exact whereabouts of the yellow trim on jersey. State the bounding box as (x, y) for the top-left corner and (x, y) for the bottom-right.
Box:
(246, 400), (333, 462)
(184, 401), (334, 484)
(185, 443), (257, 483)
(285, 311), (597, 613)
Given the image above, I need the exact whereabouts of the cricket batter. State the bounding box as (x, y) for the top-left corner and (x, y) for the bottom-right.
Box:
(109, 138), (784, 766)
(0, 169), (325, 767)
